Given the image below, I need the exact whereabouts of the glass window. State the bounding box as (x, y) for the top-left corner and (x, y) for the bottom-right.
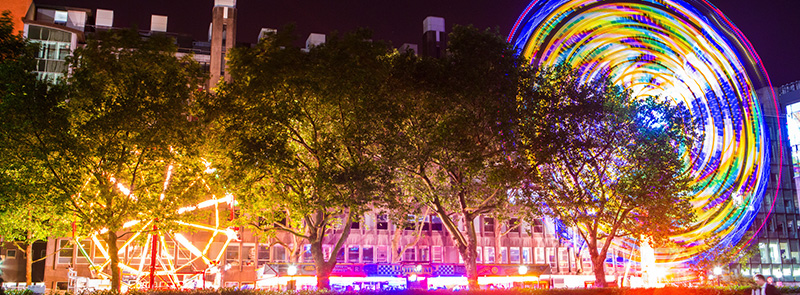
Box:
(336, 246), (345, 263)
(351, 222), (360, 229)
(431, 216), (443, 231)
(508, 219), (520, 233)
(225, 245), (239, 266)
(76, 240), (91, 264)
(510, 248), (520, 264)
(432, 246), (443, 263)
(547, 248), (556, 268)
(257, 245), (270, 266)
(483, 217), (495, 233)
(348, 245), (359, 262)
(419, 247), (430, 262)
(476, 247), (482, 263)
(485, 247), (495, 263)
(302, 244), (313, 263)
(58, 239), (73, 264)
(559, 248), (569, 269)
(535, 247), (545, 264)
(274, 245), (286, 262)
(501, 247), (508, 264)
(403, 248), (415, 261)
(522, 248), (531, 264)
(377, 215), (388, 230)
(243, 245), (255, 266)
(377, 246), (388, 263)
(533, 219), (544, 233)
(362, 246), (374, 263)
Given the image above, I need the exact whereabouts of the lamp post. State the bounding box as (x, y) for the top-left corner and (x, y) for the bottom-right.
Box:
(713, 267), (723, 286)
(287, 265), (298, 291)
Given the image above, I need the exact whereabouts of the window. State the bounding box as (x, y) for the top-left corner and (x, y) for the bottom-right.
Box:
(274, 245), (286, 262)
(419, 247), (430, 262)
(547, 248), (556, 268)
(76, 240), (91, 264)
(432, 246), (443, 263)
(302, 245), (313, 263)
(243, 245), (255, 266)
(483, 217), (495, 233)
(485, 247), (495, 263)
(362, 246), (374, 263)
(558, 248), (569, 269)
(6, 249), (16, 259)
(508, 219), (520, 233)
(351, 222), (360, 229)
(535, 247), (545, 264)
(500, 247), (508, 263)
(257, 245), (270, 266)
(431, 216), (443, 231)
(533, 219), (544, 233)
(336, 247), (345, 263)
(403, 248), (416, 261)
(225, 245), (240, 266)
(377, 246), (388, 263)
(58, 239), (73, 264)
(377, 215), (389, 230)
(348, 245), (359, 263)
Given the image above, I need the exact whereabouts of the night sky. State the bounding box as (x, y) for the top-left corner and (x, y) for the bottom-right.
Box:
(36, 0), (800, 87)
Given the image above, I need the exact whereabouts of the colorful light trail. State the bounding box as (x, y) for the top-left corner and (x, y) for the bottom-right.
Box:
(509, 0), (779, 267)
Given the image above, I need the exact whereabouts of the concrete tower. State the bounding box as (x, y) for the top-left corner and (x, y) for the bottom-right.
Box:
(422, 16), (445, 58)
(209, 0), (236, 88)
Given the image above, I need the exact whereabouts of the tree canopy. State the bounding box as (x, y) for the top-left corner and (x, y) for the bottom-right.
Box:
(518, 66), (696, 287)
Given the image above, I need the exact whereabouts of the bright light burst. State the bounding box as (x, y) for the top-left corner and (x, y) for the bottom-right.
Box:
(509, 0), (779, 268)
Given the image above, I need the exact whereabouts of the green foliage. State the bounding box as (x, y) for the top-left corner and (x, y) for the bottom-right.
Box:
(208, 28), (398, 288)
(517, 65), (696, 285)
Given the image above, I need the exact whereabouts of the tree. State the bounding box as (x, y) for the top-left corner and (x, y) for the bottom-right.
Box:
(209, 29), (396, 289)
(0, 10), (71, 285)
(382, 26), (535, 289)
(518, 66), (696, 287)
(1, 28), (209, 291)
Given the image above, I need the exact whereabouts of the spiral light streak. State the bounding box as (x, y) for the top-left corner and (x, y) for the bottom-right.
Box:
(509, 0), (779, 266)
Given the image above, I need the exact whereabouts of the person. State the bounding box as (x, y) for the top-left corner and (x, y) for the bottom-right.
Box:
(0, 276), (5, 295)
(754, 274), (779, 295)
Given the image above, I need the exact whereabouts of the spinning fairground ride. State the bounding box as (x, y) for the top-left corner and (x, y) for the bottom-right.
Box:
(509, 0), (780, 283)
(72, 194), (239, 290)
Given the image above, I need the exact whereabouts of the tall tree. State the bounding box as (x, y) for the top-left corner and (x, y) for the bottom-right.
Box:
(209, 29), (396, 289)
(383, 26), (535, 289)
(518, 66), (696, 287)
(1, 28), (209, 291)
(0, 10), (71, 285)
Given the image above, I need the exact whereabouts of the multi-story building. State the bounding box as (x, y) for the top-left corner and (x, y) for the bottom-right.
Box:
(741, 81), (800, 282)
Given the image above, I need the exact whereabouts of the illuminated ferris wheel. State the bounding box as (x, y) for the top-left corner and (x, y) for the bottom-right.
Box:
(73, 164), (240, 290)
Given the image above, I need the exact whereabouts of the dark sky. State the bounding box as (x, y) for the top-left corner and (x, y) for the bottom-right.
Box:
(37, 0), (800, 87)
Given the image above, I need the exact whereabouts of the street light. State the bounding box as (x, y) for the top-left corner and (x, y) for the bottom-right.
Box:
(519, 265), (528, 275)
(713, 267), (723, 286)
(287, 265), (298, 290)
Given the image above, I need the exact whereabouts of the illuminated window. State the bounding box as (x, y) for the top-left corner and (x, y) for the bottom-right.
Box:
(58, 239), (73, 264)
(476, 247), (482, 263)
(419, 247), (429, 262)
(274, 245), (286, 262)
(522, 248), (531, 264)
(362, 246), (374, 263)
(510, 248), (520, 264)
(485, 247), (495, 263)
(348, 245), (359, 263)
(302, 244), (313, 263)
(432, 246), (443, 263)
(376, 246), (388, 263)
(535, 247), (545, 264)
(336, 246), (345, 263)
(76, 240), (91, 264)
(225, 245), (239, 266)
(257, 245), (270, 266)
(403, 248), (416, 261)
(242, 245), (255, 266)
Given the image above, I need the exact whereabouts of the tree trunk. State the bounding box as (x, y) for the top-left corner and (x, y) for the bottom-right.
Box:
(464, 217), (479, 290)
(391, 224), (402, 263)
(26, 231), (33, 285)
(591, 252), (607, 287)
(494, 221), (502, 263)
(309, 240), (332, 290)
(107, 231), (121, 292)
